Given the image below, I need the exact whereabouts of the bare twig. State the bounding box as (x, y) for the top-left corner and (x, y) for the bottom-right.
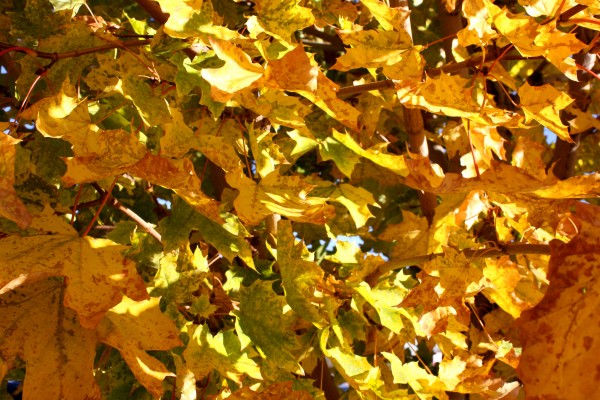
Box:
(0, 39), (151, 61)
(82, 177), (118, 237)
(91, 182), (162, 242)
(110, 198), (162, 243)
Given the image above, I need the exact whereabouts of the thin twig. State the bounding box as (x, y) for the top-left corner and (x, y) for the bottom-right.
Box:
(82, 177), (118, 237)
(91, 182), (162, 242)
(110, 198), (162, 242)
(0, 39), (151, 61)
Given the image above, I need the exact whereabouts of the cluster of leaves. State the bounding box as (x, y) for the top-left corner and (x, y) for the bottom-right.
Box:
(0, 0), (599, 399)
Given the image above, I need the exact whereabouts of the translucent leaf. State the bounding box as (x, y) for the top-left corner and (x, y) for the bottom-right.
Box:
(253, 0), (315, 43)
(226, 167), (335, 225)
(202, 38), (264, 94)
(360, 0), (410, 31)
(518, 214), (600, 400)
(332, 129), (409, 176)
(265, 46), (361, 131)
(332, 30), (412, 71)
(0, 213), (148, 328)
(97, 296), (182, 397)
(184, 324), (262, 383)
(318, 135), (361, 178)
(383, 353), (449, 400)
(328, 183), (378, 228)
(0, 133), (31, 229)
(518, 82), (575, 142)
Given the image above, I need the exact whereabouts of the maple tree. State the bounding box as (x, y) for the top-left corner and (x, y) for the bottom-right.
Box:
(0, 0), (599, 398)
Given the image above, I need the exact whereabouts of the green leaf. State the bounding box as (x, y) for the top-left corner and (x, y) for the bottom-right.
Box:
(382, 353), (449, 400)
(184, 324), (262, 383)
(277, 220), (327, 326)
(234, 280), (303, 374)
(319, 136), (361, 178)
(158, 198), (255, 269)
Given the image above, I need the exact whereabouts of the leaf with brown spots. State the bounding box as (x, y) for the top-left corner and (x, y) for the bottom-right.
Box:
(517, 212), (600, 400)
(0, 212), (148, 328)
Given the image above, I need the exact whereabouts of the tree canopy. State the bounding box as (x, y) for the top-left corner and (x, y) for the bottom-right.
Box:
(0, 0), (599, 399)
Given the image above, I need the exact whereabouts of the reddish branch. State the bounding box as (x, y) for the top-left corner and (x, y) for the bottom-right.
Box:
(91, 182), (162, 242)
(0, 39), (151, 61)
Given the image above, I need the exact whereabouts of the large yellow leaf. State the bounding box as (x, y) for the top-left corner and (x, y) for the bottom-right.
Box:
(252, 0), (315, 43)
(0, 133), (31, 229)
(396, 73), (521, 126)
(332, 129), (409, 176)
(97, 296), (182, 398)
(518, 214), (600, 400)
(0, 280), (100, 400)
(518, 82), (574, 142)
(457, 0), (498, 46)
(519, 0), (579, 17)
(156, 0), (239, 41)
(226, 167), (335, 225)
(360, 0), (410, 31)
(0, 280), (182, 399)
(63, 152), (223, 224)
(0, 212), (148, 328)
(492, 9), (586, 80)
(265, 45), (361, 130)
(329, 183), (378, 228)
(201, 38), (264, 94)
(332, 29), (412, 71)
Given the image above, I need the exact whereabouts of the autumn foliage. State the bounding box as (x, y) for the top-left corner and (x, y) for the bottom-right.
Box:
(0, 0), (599, 399)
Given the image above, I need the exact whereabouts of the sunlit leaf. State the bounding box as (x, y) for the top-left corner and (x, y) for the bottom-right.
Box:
(518, 213), (600, 400)
(0, 212), (148, 328)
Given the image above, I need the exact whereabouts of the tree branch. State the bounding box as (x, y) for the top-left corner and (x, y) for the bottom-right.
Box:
(373, 243), (551, 278)
(91, 182), (162, 243)
(0, 39), (151, 61)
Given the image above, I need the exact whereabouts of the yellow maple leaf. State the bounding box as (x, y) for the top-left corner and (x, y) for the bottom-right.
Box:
(98, 296), (182, 397)
(202, 38), (264, 94)
(457, 0), (498, 46)
(0, 280), (101, 399)
(518, 216), (600, 399)
(0, 133), (31, 229)
(253, 0), (315, 43)
(265, 45), (361, 131)
(382, 47), (425, 81)
(518, 82), (575, 142)
(492, 8), (586, 80)
(482, 256), (534, 318)
(360, 0), (410, 31)
(332, 129), (409, 176)
(519, 0), (579, 17)
(0, 280), (181, 399)
(397, 73), (520, 126)
(0, 212), (148, 328)
(332, 29), (412, 71)
(226, 167), (335, 225)
(156, 0), (239, 41)
(379, 210), (430, 259)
